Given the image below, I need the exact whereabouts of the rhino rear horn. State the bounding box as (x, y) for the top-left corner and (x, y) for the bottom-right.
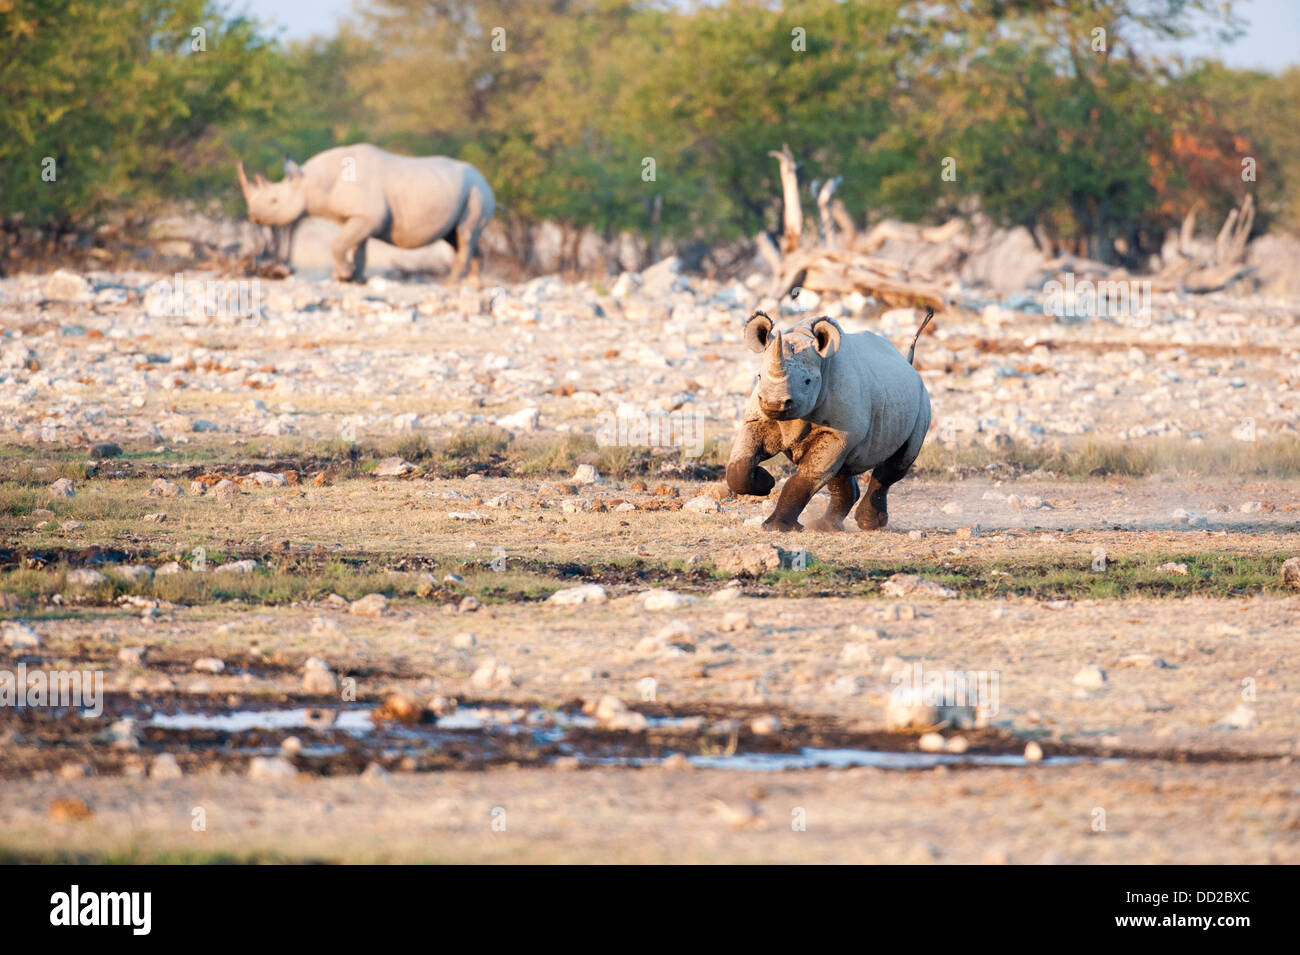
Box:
(744, 311), (774, 353)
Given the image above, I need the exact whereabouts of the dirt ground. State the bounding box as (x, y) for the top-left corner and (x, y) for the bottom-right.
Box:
(3, 268), (1298, 864)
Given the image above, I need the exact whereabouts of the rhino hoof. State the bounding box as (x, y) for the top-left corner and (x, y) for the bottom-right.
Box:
(855, 508), (888, 531)
(762, 516), (803, 533)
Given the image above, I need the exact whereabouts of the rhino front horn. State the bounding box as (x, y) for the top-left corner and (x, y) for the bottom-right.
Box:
(236, 160), (252, 201)
(767, 329), (787, 380)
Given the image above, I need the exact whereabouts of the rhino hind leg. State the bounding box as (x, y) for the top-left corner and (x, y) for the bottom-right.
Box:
(808, 471), (859, 532)
(854, 440), (921, 531)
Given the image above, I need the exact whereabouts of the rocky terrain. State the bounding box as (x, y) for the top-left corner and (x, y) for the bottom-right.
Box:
(2, 253), (1299, 864)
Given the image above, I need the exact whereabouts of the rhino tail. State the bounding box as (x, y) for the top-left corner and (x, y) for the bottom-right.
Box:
(906, 306), (935, 366)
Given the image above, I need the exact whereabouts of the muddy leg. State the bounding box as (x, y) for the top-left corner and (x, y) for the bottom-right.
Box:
(763, 433), (846, 532)
(808, 471), (860, 532)
(763, 472), (818, 532)
(725, 427), (776, 498)
(853, 443), (917, 531)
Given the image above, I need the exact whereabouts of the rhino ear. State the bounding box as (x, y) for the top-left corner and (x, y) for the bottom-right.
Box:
(744, 311), (774, 353)
(811, 316), (842, 358)
(284, 157), (303, 179)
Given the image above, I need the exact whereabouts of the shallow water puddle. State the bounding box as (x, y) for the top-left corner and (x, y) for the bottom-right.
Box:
(131, 701), (1090, 773)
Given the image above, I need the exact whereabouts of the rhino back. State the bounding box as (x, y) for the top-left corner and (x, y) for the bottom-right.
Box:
(302, 145), (488, 248)
(820, 330), (927, 470)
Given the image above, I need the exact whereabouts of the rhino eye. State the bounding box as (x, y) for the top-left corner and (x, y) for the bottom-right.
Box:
(804, 377), (811, 385)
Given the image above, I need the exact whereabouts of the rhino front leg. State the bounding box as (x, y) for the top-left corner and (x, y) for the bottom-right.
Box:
(331, 216), (377, 282)
(808, 471), (859, 532)
(764, 432), (846, 532)
(725, 425), (776, 498)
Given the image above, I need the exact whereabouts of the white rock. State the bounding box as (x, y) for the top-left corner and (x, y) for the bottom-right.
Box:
(301, 657), (338, 695)
(718, 611), (751, 632)
(247, 756), (297, 780)
(66, 568), (108, 588)
(150, 753), (184, 780)
(1, 622), (41, 648)
(918, 732), (946, 753)
(193, 657), (225, 674)
(643, 589), (696, 610)
(751, 715), (782, 735)
(350, 593), (389, 616)
(683, 495), (720, 513)
(1218, 704), (1257, 730)
(548, 583), (607, 605)
(1072, 665), (1107, 689)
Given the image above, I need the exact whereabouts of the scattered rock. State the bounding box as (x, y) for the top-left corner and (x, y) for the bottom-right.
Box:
(470, 658), (515, 689)
(89, 442), (123, 459)
(214, 559), (257, 574)
(548, 583), (607, 605)
(374, 456), (419, 477)
(1217, 704), (1257, 730)
(1, 622), (41, 648)
(918, 732), (946, 753)
(881, 574), (957, 599)
(301, 657), (338, 695)
(1072, 665), (1107, 689)
(150, 753), (184, 779)
(350, 593), (390, 616)
(750, 714), (782, 735)
(1282, 557), (1300, 590)
(683, 495), (720, 513)
(65, 568), (108, 589)
(214, 479), (241, 502)
(571, 463), (601, 485)
(643, 589), (696, 610)
(48, 478), (75, 499)
(247, 756), (297, 780)
(718, 611), (752, 632)
(713, 543), (784, 577)
(146, 478), (184, 498)
(192, 657), (225, 674)
(117, 646), (151, 666)
(1024, 741), (1044, 762)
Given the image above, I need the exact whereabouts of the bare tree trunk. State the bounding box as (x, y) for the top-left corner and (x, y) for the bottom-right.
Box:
(816, 176), (842, 248)
(830, 199), (856, 245)
(768, 143), (802, 254)
(1215, 193), (1253, 265)
(755, 231), (782, 276)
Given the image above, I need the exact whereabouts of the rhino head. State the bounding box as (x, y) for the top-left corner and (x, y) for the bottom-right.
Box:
(237, 158), (307, 226)
(744, 311), (842, 420)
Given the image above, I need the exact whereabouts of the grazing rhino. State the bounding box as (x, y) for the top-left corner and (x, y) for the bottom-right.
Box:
(236, 143), (495, 283)
(725, 309), (934, 532)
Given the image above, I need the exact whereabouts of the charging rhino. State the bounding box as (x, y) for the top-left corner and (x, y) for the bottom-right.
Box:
(725, 309), (934, 532)
(237, 143), (495, 282)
